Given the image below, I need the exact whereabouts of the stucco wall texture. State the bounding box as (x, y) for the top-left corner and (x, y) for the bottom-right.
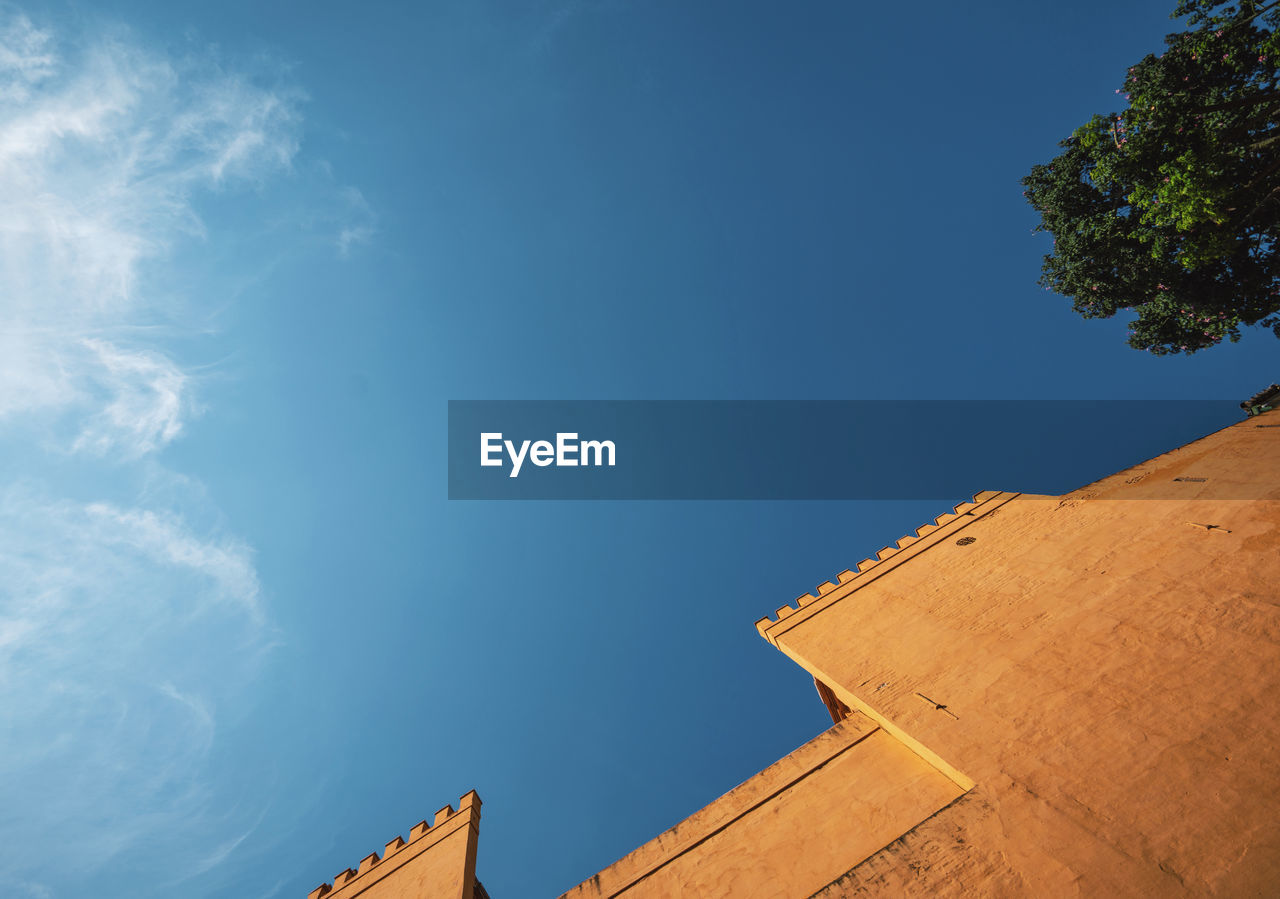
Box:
(309, 410), (1280, 897)
(561, 713), (964, 898)
(757, 412), (1280, 897)
(307, 792), (481, 899)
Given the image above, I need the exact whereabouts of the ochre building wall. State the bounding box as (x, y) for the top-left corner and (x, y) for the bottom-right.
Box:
(560, 712), (964, 898)
(308, 792), (482, 899)
(759, 414), (1280, 896)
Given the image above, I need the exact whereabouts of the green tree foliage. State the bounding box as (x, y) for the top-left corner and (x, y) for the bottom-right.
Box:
(1023, 0), (1280, 354)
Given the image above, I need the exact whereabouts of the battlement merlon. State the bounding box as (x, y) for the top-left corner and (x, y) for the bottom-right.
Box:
(755, 491), (1016, 646)
(307, 790), (482, 899)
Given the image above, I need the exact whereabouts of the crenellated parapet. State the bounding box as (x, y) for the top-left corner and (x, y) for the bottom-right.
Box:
(755, 491), (1018, 645)
(307, 790), (482, 899)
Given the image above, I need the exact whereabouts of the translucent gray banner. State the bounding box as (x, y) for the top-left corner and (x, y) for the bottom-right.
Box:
(448, 400), (1252, 500)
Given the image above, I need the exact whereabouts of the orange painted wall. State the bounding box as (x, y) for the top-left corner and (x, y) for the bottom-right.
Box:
(760, 414), (1280, 895)
(308, 792), (481, 899)
(560, 712), (964, 898)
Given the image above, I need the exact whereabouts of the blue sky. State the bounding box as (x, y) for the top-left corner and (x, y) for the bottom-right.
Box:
(0, 1), (1275, 897)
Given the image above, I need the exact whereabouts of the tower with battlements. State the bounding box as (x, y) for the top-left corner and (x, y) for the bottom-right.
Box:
(308, 792), (486, 899)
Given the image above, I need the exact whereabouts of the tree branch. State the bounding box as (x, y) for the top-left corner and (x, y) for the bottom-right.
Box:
(1191, 0), (1280, 33)
(1247, 131), (1280, 150)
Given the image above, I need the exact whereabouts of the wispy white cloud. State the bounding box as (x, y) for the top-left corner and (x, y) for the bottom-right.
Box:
(0, 9), (340, 895)
(0, 14), (300, 450)
(0, 13), (54, 102)
(84, 501), (263, 618)
(73, 339), (190, 457)
(0, 487), (270, 883)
